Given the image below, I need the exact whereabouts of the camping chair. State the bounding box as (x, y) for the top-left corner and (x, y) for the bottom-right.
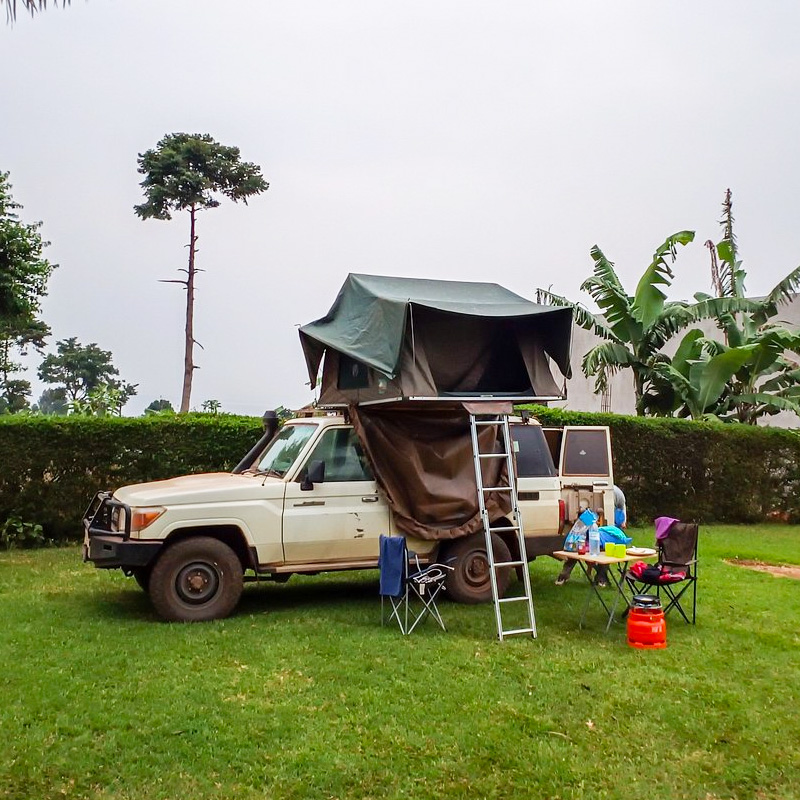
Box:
(379, 535), (454, 635)
(625, 520), (699, 624)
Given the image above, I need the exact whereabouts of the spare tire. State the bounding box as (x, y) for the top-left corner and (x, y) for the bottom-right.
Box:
(442, 532), (511, 604)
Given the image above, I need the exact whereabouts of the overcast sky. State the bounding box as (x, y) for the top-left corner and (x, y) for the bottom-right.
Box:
(3, 1), (800, 415)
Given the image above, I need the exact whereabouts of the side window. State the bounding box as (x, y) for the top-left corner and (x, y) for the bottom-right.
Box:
(511, 425), (557, 477)
(301, 428), (374, 482)
(561, 429), (610, 477)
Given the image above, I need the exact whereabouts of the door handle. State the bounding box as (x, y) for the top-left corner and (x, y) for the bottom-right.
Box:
(361, 496), (379, 503)
(293, 500), (325, 507)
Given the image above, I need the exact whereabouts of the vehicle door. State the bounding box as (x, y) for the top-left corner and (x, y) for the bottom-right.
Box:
(509, 423), (562, 535)
(282, 426), (390, 564)
(547, 426), (614, 525)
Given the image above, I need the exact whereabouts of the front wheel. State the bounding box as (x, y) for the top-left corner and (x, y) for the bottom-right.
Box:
(149, 537), (243, 622)
(443, 532), (512, 604)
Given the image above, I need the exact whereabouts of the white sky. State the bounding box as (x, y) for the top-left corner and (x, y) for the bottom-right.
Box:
(3, 1), (800, 415)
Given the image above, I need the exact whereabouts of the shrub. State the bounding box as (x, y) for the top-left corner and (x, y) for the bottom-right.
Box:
(0, 414), (264, 543)
(522, 405), (800, 525)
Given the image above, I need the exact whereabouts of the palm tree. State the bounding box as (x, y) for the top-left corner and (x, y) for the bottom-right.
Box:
(537, 231), (700, 415)
(658, 191), (800, 423)
(2, 0), (67, 23)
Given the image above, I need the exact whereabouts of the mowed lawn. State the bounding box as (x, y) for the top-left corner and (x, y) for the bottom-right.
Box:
(1, 525), (799, 800)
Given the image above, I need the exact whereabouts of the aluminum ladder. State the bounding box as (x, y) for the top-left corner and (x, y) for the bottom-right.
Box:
(469, 411), (537, 641)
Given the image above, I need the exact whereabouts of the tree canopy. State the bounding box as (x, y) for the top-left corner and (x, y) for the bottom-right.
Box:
(38, 337), (137, 414)
(0, 172), (55, 413)
(134, 133), (268, 222)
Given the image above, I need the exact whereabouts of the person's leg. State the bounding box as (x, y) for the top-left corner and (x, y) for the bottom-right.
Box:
(594, 564), (609, 587)
(555, 558), (578, 585)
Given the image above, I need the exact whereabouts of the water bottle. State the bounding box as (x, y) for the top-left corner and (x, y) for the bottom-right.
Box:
(588, 523), (601, 557)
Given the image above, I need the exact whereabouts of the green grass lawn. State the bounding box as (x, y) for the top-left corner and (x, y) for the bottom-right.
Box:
(1, 525), (799, 800)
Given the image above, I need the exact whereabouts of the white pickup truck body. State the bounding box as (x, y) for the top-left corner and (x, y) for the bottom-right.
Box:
(84, 414), (613, 621)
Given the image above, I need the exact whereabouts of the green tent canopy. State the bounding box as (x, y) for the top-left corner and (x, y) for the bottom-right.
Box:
(299, 273), (573, 406)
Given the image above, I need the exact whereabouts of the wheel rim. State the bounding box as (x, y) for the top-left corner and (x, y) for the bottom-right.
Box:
(175, 561), (220, 605)
(463, 550), (490, 588)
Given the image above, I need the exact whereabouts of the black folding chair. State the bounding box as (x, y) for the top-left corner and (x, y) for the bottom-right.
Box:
(625, 521), (698, 624)
(379, 535), (454, 635)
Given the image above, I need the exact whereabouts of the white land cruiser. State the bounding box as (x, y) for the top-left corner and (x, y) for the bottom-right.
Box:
(84, 414), (614, 621)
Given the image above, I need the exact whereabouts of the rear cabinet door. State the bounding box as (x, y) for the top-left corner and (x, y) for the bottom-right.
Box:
(510, 423), (561, 534)
(551, 426), (614, 525)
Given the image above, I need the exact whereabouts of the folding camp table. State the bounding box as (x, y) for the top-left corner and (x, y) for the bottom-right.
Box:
(553, 550), (658, 632)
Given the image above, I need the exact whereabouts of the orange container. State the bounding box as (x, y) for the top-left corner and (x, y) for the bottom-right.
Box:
(627, 595), (667, 649)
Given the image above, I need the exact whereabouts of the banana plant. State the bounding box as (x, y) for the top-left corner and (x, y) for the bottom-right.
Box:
(537, 231), (698, 415)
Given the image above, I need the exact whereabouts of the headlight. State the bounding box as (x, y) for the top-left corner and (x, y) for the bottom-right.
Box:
(130, 506), (166, 532)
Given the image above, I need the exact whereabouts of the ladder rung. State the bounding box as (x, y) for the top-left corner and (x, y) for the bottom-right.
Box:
(477, 453), (507, 459)
(499, 595), (530, 604)
(489, 525), (520, 533)
(494, 560), (525, 568)
(482, 486), (511, 492)
(501, 627), (536, 636)
(472, 420), (502, 426)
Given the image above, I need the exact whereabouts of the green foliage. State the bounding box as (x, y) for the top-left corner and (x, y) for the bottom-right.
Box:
(537, 231), (697, 412)
(660, 191), (800, 423)
(0, 414), (263, 542)
(33, 386), (68, 415)
(0, 173), (55, 411)
(144, 398), (175, 414)
(134, 133), (268, 222)
(200, 399), (222, 414)
(521, 404), (800, 524)
(0, 172), (56, 322)
(38, 337), (137, 413)
(0, 514), (44, 549)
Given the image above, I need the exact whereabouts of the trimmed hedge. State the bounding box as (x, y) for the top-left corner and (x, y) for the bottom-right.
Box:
(522, 405), (800, 525)
(2, 409), (799, 544)
(0, 415), (264, 543)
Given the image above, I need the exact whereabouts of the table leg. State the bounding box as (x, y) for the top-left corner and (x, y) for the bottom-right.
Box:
(578, 560), (613, 628)
(604, 562), (632, 632)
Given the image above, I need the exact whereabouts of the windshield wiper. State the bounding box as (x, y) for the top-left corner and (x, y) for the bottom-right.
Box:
(253, 468), (284, 479)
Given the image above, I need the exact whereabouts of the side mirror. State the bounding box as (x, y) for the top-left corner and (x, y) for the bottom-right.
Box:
(301, 460), (325, 491)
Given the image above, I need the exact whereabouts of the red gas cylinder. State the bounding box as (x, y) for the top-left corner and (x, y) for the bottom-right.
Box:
(627, 595), (667, 649)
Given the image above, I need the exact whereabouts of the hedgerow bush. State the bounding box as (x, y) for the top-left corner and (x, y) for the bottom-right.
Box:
(1, 410), (798, 544)
(523, 405), (800, 525)
(0, 415), (263, 543)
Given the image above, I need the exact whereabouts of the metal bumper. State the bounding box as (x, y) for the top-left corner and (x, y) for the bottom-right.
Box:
(82, 491), (161, 569)
(84, 535), (162, 569)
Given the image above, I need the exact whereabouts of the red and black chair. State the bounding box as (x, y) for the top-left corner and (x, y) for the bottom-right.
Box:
(626, 521), (698, 624)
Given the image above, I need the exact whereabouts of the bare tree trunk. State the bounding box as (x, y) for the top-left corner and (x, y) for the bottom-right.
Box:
(180, 205), (197, 413)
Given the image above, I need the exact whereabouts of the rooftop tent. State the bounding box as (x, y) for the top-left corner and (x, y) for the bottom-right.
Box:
(299, 273), (573, 406)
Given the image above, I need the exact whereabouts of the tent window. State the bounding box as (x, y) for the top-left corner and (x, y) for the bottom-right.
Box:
(338, 356), (370, 389)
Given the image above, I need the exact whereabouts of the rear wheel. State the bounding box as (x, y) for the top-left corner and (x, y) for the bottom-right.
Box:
(443, 532), (512, 604)
(149, 537), (243, 622)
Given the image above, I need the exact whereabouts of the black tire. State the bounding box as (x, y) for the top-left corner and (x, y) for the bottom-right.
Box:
(148, 537), (243, 622)
(131, 566), (152, 592)
(443, 532), (512, 604)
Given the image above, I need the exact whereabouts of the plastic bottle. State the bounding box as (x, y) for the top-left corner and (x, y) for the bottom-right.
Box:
(588, 523), (601, 557)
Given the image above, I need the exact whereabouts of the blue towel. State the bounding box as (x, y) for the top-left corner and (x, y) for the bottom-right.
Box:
(379, 535), (406, 597)
(598, 525), (632, 546)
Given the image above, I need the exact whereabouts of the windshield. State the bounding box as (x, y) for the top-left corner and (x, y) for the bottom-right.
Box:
(253, 424), (316, 477)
